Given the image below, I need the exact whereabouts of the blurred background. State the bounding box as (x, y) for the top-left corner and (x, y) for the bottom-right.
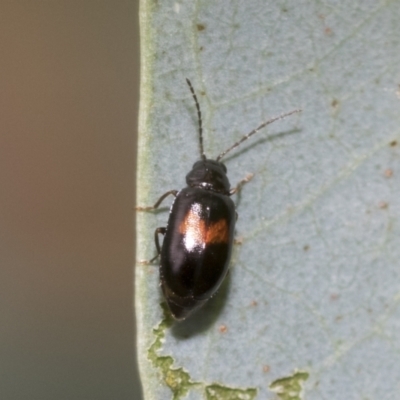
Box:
(0, 1), (141, 399)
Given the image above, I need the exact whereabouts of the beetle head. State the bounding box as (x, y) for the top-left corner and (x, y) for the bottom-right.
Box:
(186, 159), (230, 194)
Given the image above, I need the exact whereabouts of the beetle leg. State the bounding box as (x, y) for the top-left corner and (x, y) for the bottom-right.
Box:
(136, 190), (178, 211)
(149, 227), (166, 263)
(229, 173), (254, 195)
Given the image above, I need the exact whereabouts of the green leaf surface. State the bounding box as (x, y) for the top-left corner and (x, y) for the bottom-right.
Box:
(136, 1), (400, 399)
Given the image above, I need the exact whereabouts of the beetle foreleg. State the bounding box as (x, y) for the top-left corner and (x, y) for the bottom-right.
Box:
(136, 190), (178, 211)
(229, 173), (254, 195)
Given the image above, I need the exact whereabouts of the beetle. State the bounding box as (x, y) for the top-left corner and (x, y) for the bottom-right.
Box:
(138, 79), (300, 320)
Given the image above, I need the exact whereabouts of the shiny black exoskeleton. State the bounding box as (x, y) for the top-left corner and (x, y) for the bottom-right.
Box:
(138, 79), (300, 320)
(160, 161), (235, 320)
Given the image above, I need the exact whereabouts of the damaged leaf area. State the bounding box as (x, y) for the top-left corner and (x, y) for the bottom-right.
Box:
(269, 371), (309, 400)
(205, 384), (257, 400)
(147, 304), (199, 399)
(147, 304), (258, 400)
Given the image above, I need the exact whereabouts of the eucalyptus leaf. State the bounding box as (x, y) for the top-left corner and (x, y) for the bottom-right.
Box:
(136, 1), (400, 399)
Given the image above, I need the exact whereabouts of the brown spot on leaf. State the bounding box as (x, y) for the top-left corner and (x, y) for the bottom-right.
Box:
(378, 201), (388, 209)
(384, 169), (393, 178)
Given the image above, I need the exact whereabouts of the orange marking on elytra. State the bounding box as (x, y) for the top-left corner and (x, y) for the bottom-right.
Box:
(179, 208), (205, 246)
(179, 207), (229, 247)
(205, 219), (229, 244)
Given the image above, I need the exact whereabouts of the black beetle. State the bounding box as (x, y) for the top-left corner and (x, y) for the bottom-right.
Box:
(138, 79), (300, 320)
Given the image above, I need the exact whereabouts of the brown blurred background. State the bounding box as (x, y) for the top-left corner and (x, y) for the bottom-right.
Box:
(0, 1), (141, 399)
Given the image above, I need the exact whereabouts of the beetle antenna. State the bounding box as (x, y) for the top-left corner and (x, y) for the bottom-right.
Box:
(186, 78), (206, 161)
(216, 109), (302, 161)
